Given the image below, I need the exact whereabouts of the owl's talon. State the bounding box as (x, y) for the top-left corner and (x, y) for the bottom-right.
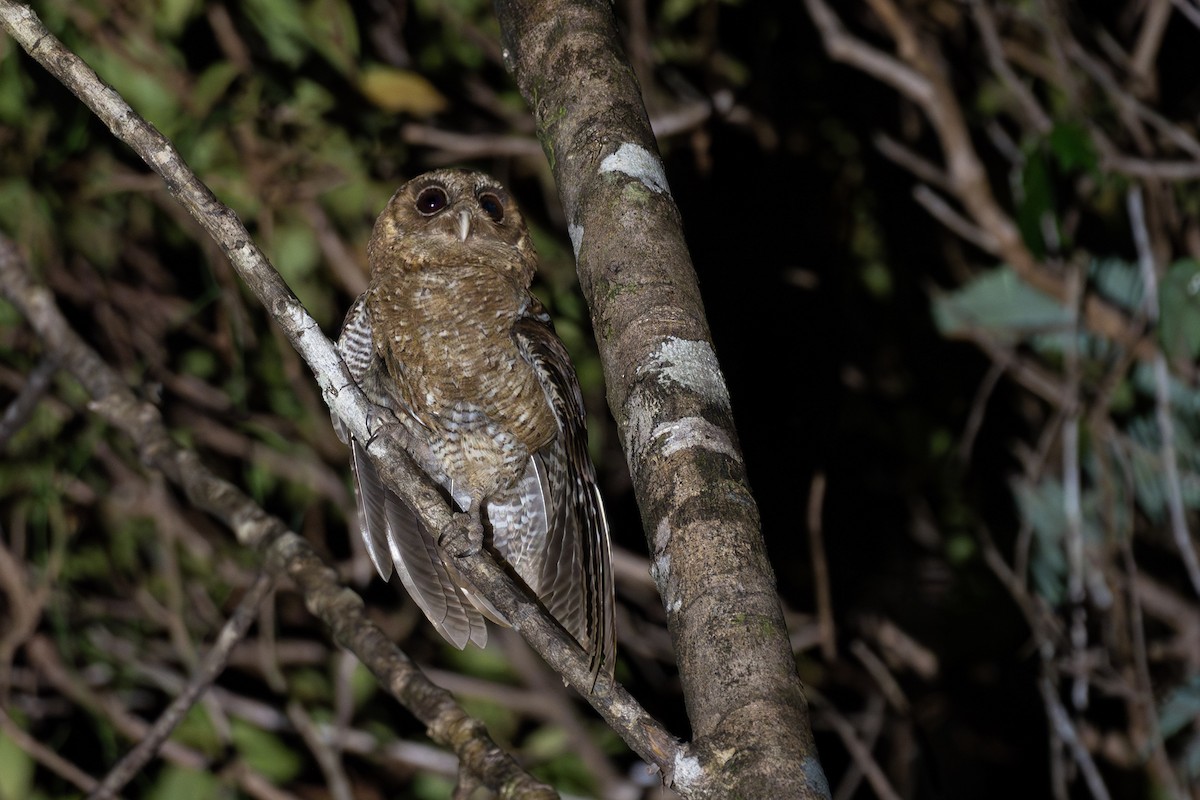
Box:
(439, 512), (484, 558)
(364, 405), (402, 447)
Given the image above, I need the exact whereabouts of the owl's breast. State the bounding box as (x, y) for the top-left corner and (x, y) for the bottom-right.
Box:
(366, 267), (558, 495)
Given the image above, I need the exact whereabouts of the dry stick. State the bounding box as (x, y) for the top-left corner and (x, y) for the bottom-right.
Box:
(968, 0), (1052, 133)
(0, 240), (558, 800)
(1129, 188), (1200, 598)
(1129, 0), (1172, 94)
(88, 573), (275, 800)
(0, 0), (679, 783)
(287, 701), (354, 800)
(0, 355), (57, 449)
(1038, 676), (1113, 800)
(830, 692), (887, 800)
(957, 358), (1006, 465)
(1062, 262), (1088, 712)
(808, 690), (903, 800)
(806, 472), (836, 662)
(1172, 0), (1200, 29)
(0, 707), (110, 796)
(1119, 541), (1187, 798)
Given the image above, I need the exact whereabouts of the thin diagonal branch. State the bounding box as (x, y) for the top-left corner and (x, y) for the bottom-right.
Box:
(88, 573), (276, 800)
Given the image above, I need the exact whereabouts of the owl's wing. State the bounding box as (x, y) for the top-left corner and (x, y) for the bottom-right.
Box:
(513, 302), (616, 682)
(336, 296), (490, 650)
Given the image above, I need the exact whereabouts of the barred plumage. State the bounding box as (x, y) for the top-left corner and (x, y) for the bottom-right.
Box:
(333, 169), (615, 681)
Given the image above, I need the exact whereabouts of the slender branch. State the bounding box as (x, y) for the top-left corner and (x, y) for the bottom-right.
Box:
(809, 690), (903, 800)
(1127, 187), (1200, 598)
(807, 472), (836, 662)
(0, 707), (109, 796)
(0, 355), (57, 449)
(88, 573), (276, 800)
(1038, 676), (1113, 800)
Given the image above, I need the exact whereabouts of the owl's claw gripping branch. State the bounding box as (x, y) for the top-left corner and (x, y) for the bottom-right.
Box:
(363, 405), (402, 448)
(439, 505), (485, 559)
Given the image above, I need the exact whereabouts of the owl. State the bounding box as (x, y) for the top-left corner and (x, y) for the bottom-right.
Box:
(334, 169), (615, 681)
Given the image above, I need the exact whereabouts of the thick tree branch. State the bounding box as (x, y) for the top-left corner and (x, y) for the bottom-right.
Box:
(493, 0), (828, 797)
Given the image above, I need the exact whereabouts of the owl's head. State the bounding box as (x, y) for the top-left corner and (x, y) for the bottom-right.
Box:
(368, 169), (538, 283)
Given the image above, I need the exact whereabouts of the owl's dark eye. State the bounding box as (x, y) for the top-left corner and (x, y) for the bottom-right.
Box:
(478, 192), (504, 223)
(415, 186), (449, 215)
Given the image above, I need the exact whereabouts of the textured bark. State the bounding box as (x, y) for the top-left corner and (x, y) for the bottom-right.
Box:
(494, 1), (829, 796)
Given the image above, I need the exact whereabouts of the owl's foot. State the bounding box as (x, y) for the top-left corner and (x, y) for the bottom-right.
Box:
(363, 405), (403, 447)
(439, 503), (484, 558)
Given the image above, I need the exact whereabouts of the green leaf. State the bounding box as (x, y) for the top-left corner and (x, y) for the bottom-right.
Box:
(145, 765), (224, 800)
(0, 47), (31, 125)
(0, 728), (34, 800)
(304, 0), (360, 75)
(231, 718), (302, 783)
(1048, 122), (1098, 174)
(170, 706), (223, 757)
(1012, 477), (1068, 605)
(191, 62), (241, 119)
(1088, 257), (1143, 314)
(359, 66), (448, 115)
(1017, 150), (1054, 256)
(1159, 259), (1200, 361)
(244, 0), (311, 67)
(87, 47), (182, 136)
(1158, 675), (1200, 739)
(932, 265), (1070, 342)
(155, 0), (199, 36)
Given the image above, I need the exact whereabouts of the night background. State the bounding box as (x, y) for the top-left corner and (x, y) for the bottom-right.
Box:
(2, 0), (1199, 797)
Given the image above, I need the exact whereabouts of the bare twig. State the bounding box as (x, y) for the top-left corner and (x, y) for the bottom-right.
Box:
(1128, 187), (1200, 597)
(1039, 676), (1113, 800)
(0, 707), (108, 796)
(287, 701), (354, 800)
(807, 472), (836, 662)
(809, 689), (903, 800)
(1129, 0), (1171, 97)
(0, 355), (57, 449)
(968, 0), (1052, 133)
(88, 573), (275, 800)
(1062, 261), (1088, 712)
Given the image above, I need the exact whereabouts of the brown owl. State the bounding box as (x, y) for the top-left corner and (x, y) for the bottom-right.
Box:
(334, 169), (615, 681)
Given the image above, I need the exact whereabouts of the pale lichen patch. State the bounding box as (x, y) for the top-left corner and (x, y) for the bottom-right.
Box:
(655, 416), (741, 462)
(642, 337), (731, 410)
(600, 142), (672, 197)
(672, 749), (703, 793)
(568, 222), (583, 259)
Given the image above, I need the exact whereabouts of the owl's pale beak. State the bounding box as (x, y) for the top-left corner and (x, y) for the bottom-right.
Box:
(457, 210), (471, 242)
